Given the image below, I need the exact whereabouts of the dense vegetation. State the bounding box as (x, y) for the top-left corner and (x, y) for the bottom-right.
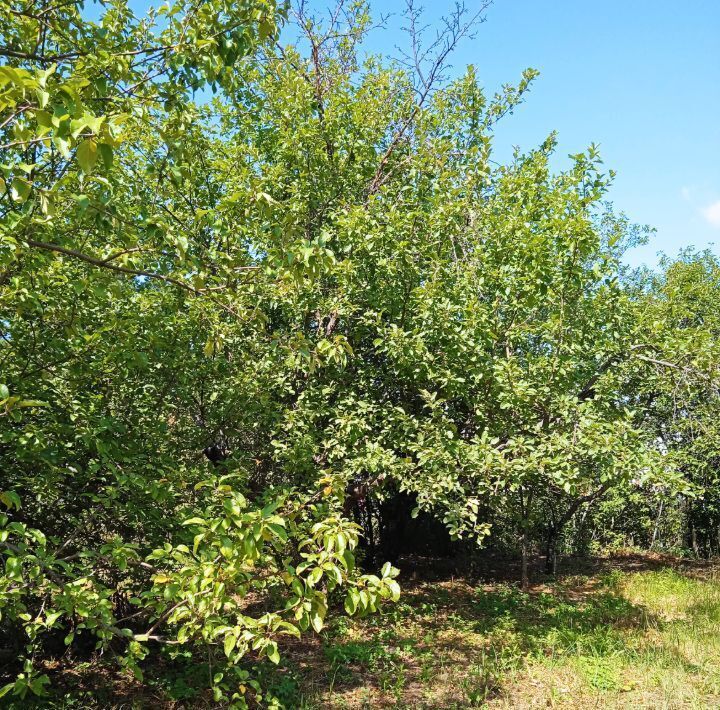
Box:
(1, 1), (719, 706)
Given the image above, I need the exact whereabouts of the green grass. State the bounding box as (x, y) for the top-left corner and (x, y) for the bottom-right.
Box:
(11, 556), (720, 708)
(290, 559), (720, 708)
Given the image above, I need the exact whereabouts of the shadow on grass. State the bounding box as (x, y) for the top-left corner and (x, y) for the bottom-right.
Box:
(21, 556), (717, 708)
(309, 562), (714, 707)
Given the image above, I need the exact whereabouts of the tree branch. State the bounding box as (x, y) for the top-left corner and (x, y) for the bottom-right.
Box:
(24, 238), (257, 318)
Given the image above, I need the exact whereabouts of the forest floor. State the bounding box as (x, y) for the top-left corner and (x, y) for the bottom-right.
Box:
(17, 552), (720, 709)
(277, 552), (720, 709)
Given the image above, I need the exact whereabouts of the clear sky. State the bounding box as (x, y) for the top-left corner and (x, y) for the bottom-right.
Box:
(354, 0), (720, 267)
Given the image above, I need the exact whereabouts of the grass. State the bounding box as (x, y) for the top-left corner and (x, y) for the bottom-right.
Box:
(9, 554), (720, 708)
(285, 555), (720, 708)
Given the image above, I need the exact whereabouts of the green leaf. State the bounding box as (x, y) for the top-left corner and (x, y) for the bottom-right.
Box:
(344, 590), (358, 614)
(5, 557), (22, 579)
(76, 139), (98, 174)
(0, 491), (21, 510)
(310, 610), (324, 633)
(224, 633), (236, 657)
(307, 567), (322, 587)
(53, 135), (71, 158)
(267, 522), (287, 542)
(16, 399), (48, 409)
(11, 177), (31, 203)
(99, 143), (113, 170)
(182, 517), (206, 526)
(266, 641), (280, 664)
(28, 675), (50, 697)
(386, 579), (401, 602)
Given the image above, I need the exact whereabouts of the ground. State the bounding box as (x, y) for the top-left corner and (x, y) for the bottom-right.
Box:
(10, 553), (720, 709)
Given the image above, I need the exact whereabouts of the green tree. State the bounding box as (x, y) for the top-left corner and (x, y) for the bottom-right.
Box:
(1, 0), (716, 704)
(1, 1), (399, 704)
(632, 251), (720, 556)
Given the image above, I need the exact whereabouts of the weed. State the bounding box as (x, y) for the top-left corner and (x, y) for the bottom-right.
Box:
(573, 655), (621, 691)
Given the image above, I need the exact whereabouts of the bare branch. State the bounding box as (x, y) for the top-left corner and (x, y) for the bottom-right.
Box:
(367, 1), (492, 195)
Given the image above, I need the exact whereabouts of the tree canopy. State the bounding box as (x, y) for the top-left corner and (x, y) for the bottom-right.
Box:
(1, 1), (717, 705)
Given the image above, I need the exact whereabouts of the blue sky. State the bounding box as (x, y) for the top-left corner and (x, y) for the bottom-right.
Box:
(352, 0), (720, 267)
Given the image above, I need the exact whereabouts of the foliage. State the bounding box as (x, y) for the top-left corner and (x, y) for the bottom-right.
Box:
(582, 251), (720, 557)
(0, 0), (402, 704)
(1, 0), (718, 705)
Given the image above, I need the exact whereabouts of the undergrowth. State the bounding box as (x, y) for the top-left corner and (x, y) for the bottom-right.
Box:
(9, 558), (720, 709)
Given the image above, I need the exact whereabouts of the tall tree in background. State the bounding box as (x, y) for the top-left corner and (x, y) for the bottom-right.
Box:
(635, 252), (720, 555)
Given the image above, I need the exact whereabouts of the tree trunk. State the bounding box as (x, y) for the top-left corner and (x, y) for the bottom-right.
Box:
(545, 529), (558, 576)
(521, 529), (529, 590)
(545, 484), (610, 576)
(519, 488), (533, 590)
(650, 500), (664, 550)
(577, 506), (590, 547)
